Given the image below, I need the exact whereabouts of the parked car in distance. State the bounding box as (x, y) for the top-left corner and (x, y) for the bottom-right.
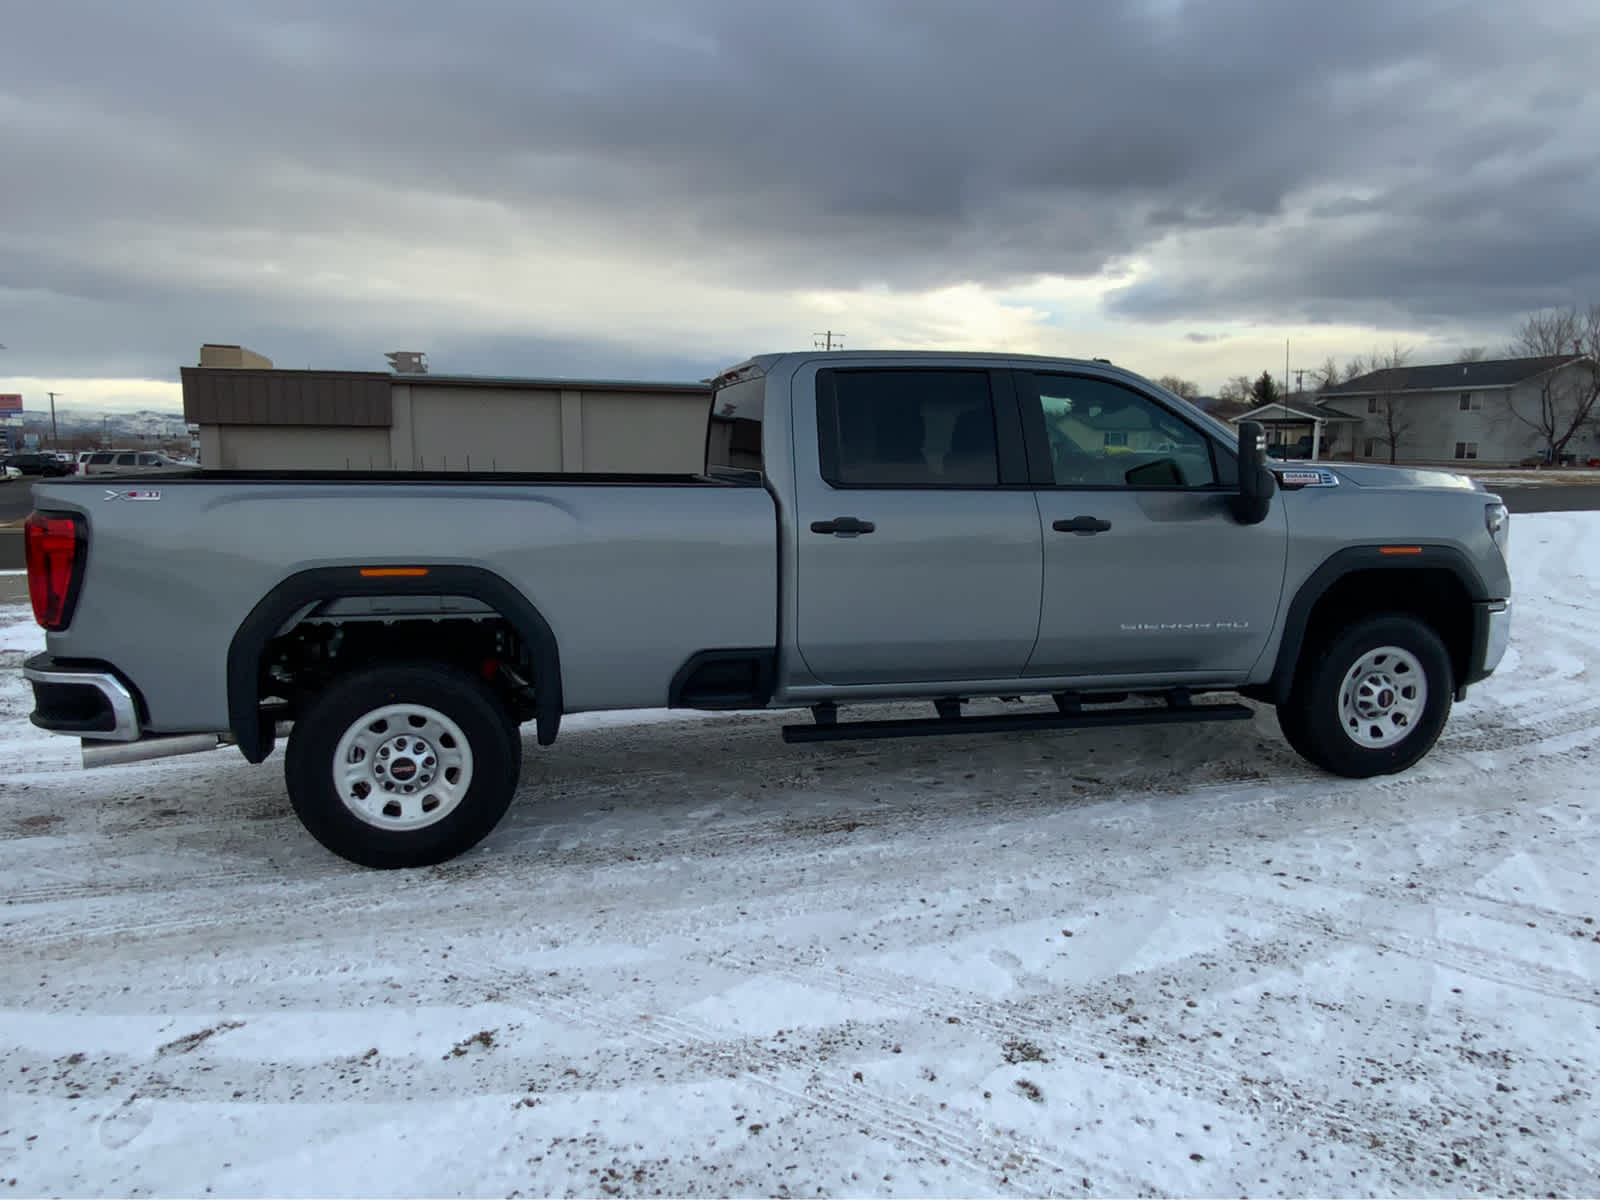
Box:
(82, 450), (187, 475)
(2, 452), (75, 477)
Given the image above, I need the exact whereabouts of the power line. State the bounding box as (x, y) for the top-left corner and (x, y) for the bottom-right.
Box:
(812, 330), (845, 351)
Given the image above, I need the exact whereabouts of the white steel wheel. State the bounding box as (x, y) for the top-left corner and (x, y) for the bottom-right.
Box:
(332, 703), (475, 831)
(1279, 613), (1452, 780)
(285, 661), (521, 868)
(1337, 645), (1428, 748)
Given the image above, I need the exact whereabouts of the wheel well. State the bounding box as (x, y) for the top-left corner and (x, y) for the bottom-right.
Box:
(228, 567), (563, 764)
(263, 610), (534, 719)
(1297, 568), (1473, 691)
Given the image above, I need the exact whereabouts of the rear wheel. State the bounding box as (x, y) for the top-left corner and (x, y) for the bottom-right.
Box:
(285, 662), (521, 868)
(1277, 614), (1453, 778)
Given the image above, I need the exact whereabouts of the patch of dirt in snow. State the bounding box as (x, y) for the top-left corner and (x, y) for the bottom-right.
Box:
(1, 513), (1599, 1197)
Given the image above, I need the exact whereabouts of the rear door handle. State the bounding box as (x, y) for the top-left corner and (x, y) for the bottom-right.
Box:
(811, 516), (876, 536)
(1052, 515), (1112, 535)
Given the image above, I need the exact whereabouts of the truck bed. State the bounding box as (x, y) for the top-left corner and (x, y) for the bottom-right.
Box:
(30, 473), (779, 733)
(75, 467), (761, 487)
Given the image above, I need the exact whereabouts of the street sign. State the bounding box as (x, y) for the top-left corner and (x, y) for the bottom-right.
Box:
(0, 394), (21, 412)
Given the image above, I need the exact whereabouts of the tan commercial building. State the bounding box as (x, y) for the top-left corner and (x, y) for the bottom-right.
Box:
(181, 345), (720, 474)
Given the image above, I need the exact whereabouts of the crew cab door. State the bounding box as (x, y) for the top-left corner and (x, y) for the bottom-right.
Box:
(789, 364), (1043, 686)
(1017, 369), (1288, 680)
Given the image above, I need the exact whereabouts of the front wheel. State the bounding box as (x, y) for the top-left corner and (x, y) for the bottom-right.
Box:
(285, 662), (522, 868)
(1277, 614), (1453, 778)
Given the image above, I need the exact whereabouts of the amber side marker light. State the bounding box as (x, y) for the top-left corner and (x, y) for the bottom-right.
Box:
(358, 567), (431, 578)
(1379, 546), (1424, 556)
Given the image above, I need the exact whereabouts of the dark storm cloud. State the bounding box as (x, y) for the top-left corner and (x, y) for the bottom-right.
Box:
(3, 0), (1598, 381)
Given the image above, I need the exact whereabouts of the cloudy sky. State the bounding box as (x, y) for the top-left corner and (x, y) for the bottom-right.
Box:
(3, 0), (1599, 412)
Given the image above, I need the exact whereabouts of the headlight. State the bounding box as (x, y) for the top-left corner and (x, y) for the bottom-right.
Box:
(1485, 501), (1510, 557)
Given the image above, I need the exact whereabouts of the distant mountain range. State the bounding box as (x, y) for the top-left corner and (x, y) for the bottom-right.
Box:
(5, 409), (192, 443)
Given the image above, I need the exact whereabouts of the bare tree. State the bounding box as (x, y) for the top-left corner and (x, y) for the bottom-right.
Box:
(1155, 375), (1200, 402)
(1496, 305), (1600, 464)
(1507, 306), (1589, 357)
(1341, 354), (1368, 383)
(1456, 346), (1487, 362)
(1314, 355), (1343, 392)
(1365, 343), (1415, 464)
(1212, 374), (1256, 419)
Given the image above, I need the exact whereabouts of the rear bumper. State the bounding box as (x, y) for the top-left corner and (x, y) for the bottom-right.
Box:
(23, 654), (143, 741)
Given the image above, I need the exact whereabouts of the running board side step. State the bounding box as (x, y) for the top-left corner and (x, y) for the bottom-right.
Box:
(781, 699), (1254, 744)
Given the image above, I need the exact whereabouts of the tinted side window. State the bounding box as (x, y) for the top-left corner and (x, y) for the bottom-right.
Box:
(138, 454), (161, 466)
(116, 453), (137, 465)
(89, 453), (114, 465)
(1031, 375), (1217, 488)
(820, 370), (998, 487)
(707, 374), (764, 476)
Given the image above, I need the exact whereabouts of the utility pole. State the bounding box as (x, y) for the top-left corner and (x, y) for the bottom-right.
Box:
(812, 330), (845, 351)
(47, 392), (60, 447)
(1293, 367), (1307, 396)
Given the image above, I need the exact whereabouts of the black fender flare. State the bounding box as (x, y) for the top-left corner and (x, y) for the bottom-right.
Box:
(1251, 545), (1492, 706)
(226, 565), (563, 763)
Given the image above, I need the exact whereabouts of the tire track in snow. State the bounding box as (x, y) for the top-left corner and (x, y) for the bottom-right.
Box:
(3, 690), (1582, 912)
(5, 666), (1596, 964)
(1185, 884), (1600, 1010)
(0, 715), (1581, 956)
(740, 955), (1517, 1196)
(451, 956), (1162, 1198)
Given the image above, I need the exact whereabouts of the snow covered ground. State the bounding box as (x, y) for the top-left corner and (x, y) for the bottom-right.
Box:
(1, 514), (1597, 1198)
(1468, 468), (1600, 486)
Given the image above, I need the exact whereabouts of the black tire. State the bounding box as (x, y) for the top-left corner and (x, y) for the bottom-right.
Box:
(285, 662), (522, 868)
(1277, 614), (1453, 778)
(1274, 690), (1320, 765)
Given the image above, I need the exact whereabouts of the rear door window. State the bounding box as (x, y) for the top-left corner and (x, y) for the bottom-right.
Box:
(818, 369), (1000, 487)
(89, 453), (114, 465)
(115, 453), (137, 466)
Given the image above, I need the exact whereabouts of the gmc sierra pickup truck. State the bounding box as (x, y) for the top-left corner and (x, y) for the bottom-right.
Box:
(21, 351), (1512, 868)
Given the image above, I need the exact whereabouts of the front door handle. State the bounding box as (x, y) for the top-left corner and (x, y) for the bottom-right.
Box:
(1052, 515), (1112, 535)
(811, 516), (876, 536)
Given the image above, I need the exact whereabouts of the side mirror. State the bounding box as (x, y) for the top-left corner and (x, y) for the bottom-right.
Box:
(1230, 420), (1276, 525)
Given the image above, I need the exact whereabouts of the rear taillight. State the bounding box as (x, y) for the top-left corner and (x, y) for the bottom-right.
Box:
(25, 512), (86, 631)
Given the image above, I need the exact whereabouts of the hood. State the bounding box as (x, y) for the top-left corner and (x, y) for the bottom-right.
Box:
(1322, 462), (1485, 492)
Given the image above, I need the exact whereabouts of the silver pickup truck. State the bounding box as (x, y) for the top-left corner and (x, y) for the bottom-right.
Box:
(22, 351), (1512, 868)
